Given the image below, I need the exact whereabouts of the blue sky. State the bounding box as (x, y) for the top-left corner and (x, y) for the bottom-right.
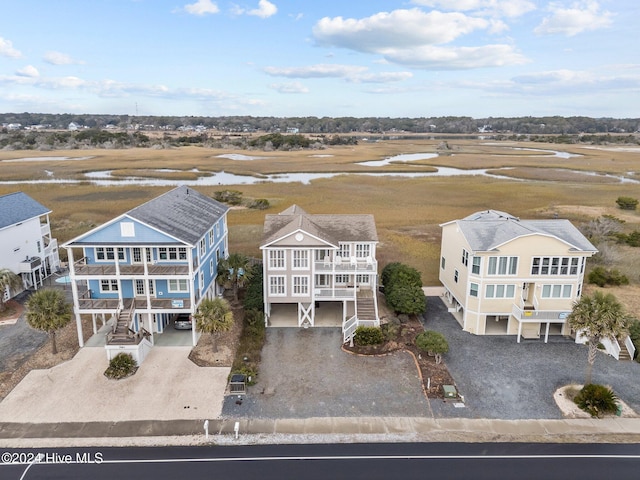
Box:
(0, 0), (638, 118)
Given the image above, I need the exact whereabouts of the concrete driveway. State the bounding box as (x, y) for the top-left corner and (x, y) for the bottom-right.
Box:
(222, 328), (432, 419)
(423, 296), (640, 419)
(0, 347), (230, 423)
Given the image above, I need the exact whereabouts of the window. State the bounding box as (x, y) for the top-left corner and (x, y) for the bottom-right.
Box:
(335, 274), (349, 284)
(168, 279), (189, 292)
(485, 284), (516, 298)
(208, 229), (214, 246)
(441, 256), (446, 270)
(292, 276), (309, 295)
(99, 279), (118, 292)
(471, 256), (481, 275)
(541, 284), (572, 298)
(356, 274), (370, 284)
(355, 244), (370, 258)
(135, 279), (154, 296)
(37, 241), (41, 254)
(158, 247), (187, 261)
(120, 222), (135, 237)
(269, 250), (285, 269)
(210, 259), (214, 276)
(315, 274), (329, 287)
(199, 271), (204, 291)
(96, 247), (124, 261)
(338, 243), (350, 258)
(454, 269), (459, 283)
(462, 249), (469, 266)
(470, 283), (478, 297)
(199, 238), (206, 257)
(488, 256), (517, 275)
(269, 276), (285, 295)
(292, 250), (309, 269)
(532, 257), (583, 276)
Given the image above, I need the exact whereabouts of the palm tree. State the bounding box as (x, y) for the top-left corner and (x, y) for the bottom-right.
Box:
(216, 253), (253, 303)
(0, 268), (23, 312)
(193, 297), (234, 352)
(568, 290), (630, 385)
(25, 289), (72, 354)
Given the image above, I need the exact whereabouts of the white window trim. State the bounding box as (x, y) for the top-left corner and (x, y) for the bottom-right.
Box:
(292, 275), (310, 296)
(269, 275), (286, 296)
(269, 250), (286, 270)
(168, 278), (189, 293)
(292, 250), (309, 270)
(99, 279), (118, 292)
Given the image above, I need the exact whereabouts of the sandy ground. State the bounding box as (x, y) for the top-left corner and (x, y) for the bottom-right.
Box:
(0, 347), (230, 423)
(553, 384), (636, 419)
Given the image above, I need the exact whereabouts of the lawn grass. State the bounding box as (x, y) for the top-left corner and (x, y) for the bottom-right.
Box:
(1, 139), (639, 286)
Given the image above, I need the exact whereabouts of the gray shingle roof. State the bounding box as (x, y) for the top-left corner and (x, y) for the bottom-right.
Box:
(455, 210), (597, 252)
(127, 186), (229, 245)
(262, 205), (378, 247)
(0, 192), (50, 230)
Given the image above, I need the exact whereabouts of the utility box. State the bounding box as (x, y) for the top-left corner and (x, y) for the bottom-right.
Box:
(442, 385), (457, 399)
(229, 374), (246, 395)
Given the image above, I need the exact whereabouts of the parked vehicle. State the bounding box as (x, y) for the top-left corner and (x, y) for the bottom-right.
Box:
(173, 313), (192, 330)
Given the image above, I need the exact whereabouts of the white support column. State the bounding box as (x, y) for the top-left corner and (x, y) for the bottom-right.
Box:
(517, 321), (522, 344)
(91, 314), (97, 335)
(67, 248), (84, 348)
(544, 322), (550, 343)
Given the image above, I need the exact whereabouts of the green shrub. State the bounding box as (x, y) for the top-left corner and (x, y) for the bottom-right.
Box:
(616, 196), (638, 210)
(381, 262), (422, 289)
(354, 326), (384, 346)
(385, 283), (426, 315)
(104, 353), (137, 379)
(242, 263), (263, 311)
(415, 330), (449, 364)
(574, 384), (619, 418)
(248, 198), (270, 210)
(587, 266), (629, 287)
(381, 322), (401, 341)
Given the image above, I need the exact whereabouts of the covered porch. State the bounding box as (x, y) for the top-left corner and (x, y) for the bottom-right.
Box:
(267, 301), (349, 327)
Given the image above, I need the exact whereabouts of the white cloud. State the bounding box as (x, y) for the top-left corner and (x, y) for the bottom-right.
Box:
(534, 1), (613, 37)
(44, 51), (84, 65)
(411, 0), (536, 18)
(348, 72), (414, 83)
(233, 0), (277, 18)
(184, 0), (219, 16)
(313, 9), (490, 51)
(264, 64), (368, 79)
(269, 82), (309, 94)
(0, 37), (22, 58)
(383, 44), (528, 69)
(16, 65), (39, 77)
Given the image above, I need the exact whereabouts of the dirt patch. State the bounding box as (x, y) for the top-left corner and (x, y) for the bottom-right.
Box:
(0, 300), (22, 325)
(0, 315), (93, 401)
(554, 384), (637, 418)
(188, 303), (244, 368)
(343, 314), (456, 400)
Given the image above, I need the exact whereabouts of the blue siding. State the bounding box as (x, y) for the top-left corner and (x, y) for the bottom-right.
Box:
(78, 217), (183, 245)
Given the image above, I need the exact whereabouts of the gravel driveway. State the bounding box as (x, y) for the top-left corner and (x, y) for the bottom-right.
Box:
(0, 292), (47, 372)
(422, 296), (640, 419)
(222, 328), (431, 419)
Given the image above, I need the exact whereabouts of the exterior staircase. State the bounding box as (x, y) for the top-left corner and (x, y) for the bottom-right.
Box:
(356, 297), (377, 321)
(618, 341), (633, 361)
(108, 300), (138, 345)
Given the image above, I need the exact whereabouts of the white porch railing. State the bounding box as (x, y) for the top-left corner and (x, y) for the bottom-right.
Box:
(314, 257), (377, 273)
(601, 337), (621, 360)
(625, 335), (636, 360)
(512, 304), (570, 322)
(343, 315), (358, 344)
(314, 288), (356, 300)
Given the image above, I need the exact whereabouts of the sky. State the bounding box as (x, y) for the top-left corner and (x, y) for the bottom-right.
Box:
(0, 0), (638, 118)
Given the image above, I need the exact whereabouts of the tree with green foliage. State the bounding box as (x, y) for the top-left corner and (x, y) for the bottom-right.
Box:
(194, 297), (234, 352)
(242, 263), (264, 312)
(616, 196), (638, 210)
(25, 289), (72, 354)
(0, 268), (22, 312)
(216, 253), (254, 303)
(385, 283), (426, 315)
(415, 330), (449, 364)
(568, 291), (630, 384)
(587, 266), (629, 287)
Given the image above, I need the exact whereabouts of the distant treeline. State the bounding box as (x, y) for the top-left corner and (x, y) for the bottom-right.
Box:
(1, 113), (639, 135)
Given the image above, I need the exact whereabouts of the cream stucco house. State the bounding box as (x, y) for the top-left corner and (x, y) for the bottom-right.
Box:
(439, 210), (598, 342)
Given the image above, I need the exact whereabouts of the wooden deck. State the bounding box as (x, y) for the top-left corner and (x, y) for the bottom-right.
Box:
(73, 263), (190, 276)
(78, 297), (192, 311)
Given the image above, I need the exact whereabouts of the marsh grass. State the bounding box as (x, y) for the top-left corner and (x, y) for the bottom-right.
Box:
(1, 140), (639, 285)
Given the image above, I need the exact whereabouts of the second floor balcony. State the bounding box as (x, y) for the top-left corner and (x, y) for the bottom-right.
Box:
(512, 304), (571, 322)
(314, 256), (377, 273)
(72, 257), (190, 277)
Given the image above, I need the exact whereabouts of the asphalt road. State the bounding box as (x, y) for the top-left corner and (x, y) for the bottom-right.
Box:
(2, 443), (639, 480)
